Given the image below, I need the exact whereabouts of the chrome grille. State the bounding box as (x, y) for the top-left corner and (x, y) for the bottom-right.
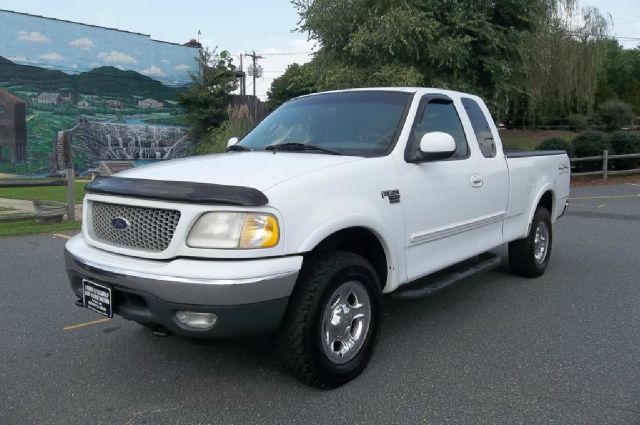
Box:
(90, 201), (181, 252)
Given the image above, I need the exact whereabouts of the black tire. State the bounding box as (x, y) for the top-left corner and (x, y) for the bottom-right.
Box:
(277, 251), (382, 389)
(509, 206), (553, 277)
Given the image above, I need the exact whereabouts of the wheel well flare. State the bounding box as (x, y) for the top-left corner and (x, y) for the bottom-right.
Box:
(310, 227), (388, 288)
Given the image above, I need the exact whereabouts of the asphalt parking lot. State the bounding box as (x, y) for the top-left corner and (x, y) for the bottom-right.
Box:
(1, 183), (639, 425)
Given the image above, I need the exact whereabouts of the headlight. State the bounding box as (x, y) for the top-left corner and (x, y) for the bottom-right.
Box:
(187, 212), (279, 249)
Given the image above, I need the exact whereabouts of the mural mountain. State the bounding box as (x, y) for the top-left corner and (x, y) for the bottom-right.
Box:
(0, 56), (182, 99)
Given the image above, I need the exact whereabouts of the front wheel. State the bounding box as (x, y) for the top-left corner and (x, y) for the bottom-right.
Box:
(509, 206), (553, 277)
(277, 251), (382, 389)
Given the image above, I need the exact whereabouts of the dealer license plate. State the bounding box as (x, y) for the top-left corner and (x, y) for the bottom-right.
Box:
(82, 279), (113, 318)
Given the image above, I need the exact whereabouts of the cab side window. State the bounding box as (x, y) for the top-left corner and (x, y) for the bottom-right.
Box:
(412, 99), (469, 159)
(461, 98), (496, 158)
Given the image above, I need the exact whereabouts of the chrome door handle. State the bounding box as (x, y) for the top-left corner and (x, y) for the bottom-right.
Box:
(471, 175), (484, 188)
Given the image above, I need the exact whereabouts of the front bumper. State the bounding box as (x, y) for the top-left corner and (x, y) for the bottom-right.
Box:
(64, 235), (302, 338)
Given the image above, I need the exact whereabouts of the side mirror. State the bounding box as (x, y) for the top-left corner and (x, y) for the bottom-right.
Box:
(227, 137), (239, 148)
(419, 132), (456, 161)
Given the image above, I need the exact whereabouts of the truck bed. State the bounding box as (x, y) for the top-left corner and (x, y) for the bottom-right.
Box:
(502, 150), (571, 243)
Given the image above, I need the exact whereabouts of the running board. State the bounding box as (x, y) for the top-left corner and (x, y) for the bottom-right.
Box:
(392, 253), (502, 300)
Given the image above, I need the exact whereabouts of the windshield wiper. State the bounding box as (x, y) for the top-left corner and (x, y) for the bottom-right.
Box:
(227, 144), (252, 152)
(265, 143), (342, 155)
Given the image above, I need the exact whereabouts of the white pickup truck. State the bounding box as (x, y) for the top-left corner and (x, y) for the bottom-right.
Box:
(65, 88), (570, 388)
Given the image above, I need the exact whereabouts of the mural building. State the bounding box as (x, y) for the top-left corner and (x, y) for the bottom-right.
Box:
(0, 9), (199, 175)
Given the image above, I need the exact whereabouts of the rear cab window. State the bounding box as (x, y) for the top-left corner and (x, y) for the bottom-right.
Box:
(461, 98), (497, 158)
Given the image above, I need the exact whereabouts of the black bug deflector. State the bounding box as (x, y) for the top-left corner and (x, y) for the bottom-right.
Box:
(86, 176), (269, 206)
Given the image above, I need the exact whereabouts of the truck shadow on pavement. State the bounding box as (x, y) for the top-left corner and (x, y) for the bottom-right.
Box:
(108, 252), (523, 392)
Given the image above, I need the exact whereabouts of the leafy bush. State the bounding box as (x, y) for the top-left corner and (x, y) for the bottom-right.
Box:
(572, 131), (610, 172)
(567, 114), (589, 132)
(608, 131), (640, 169)
(598, 100), (634, 131)
(537, 137), (574, 157)
(572, 131), (610, 157)
(608, 131), (640, 155)
(196, 105), (254, 154)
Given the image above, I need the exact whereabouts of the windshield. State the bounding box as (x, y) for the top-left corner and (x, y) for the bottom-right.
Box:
(237, 91), (412, 156)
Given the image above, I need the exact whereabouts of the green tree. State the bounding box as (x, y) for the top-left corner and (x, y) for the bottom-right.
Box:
(266, 63), (316, 110)
(178, 48), (238, 140)
(271, 0), (609, 126)
(596, 41), (640, 114)
(290, 0), (537, 105)
(520, 3), (609, 127)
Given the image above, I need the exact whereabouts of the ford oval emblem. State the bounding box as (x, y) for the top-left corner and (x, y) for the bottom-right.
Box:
(111, 217), (129, 231)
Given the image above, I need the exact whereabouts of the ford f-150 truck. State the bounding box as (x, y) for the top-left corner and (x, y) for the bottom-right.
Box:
(65, 88), (570, 388)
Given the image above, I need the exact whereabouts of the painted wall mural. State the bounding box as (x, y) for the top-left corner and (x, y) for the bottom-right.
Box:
(0, 9), (199, 175)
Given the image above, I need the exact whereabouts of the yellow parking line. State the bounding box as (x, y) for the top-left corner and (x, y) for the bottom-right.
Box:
(597, 205), (606, 208)
(52, 233), (72, 240)
(63, 318), (111, 331)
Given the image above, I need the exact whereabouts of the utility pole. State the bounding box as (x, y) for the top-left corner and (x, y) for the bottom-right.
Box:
(244, 51), (263, 120)
(245, 50), (263, 97)
(239, 53), (246, 96)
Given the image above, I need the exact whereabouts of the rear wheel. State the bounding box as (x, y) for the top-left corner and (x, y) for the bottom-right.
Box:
(509, 206), (552, 277)
(278, 251), (382, 389)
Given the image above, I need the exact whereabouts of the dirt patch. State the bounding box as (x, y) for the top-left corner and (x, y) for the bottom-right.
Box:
(571, 174), (640, 187)
(500, 129), (578, 150)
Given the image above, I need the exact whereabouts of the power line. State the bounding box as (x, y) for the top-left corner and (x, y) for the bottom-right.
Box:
(257, 51), (316, 56)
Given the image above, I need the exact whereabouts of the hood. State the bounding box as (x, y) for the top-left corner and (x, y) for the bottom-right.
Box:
(116, 152), (363, 191)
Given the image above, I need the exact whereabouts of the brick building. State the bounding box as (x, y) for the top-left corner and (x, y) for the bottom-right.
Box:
(105, 100), (126, 109)
(36, 92), (63, 105)
(0, 88), (27, 162)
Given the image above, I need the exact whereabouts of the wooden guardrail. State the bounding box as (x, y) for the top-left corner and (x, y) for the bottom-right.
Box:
(571, 150), (640, 181)
(0, 210), (65, 224)
(0, 179), (66, 188)
(0, 129), (76, 223)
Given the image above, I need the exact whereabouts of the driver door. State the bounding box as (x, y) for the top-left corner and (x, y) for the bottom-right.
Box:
(397, 95), (483, 281)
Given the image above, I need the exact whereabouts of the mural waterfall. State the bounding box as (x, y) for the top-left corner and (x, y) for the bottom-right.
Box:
(71, 120), (192, 162)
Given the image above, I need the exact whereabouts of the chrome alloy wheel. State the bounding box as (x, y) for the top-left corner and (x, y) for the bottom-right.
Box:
(533, 221), (550, 264)
(320, 280), (371, 364)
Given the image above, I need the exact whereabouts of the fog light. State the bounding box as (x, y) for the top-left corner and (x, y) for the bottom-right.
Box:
(175, 311), (217, 329)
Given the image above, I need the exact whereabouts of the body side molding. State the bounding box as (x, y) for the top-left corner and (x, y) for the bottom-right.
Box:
(410, 211), (507, 245)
